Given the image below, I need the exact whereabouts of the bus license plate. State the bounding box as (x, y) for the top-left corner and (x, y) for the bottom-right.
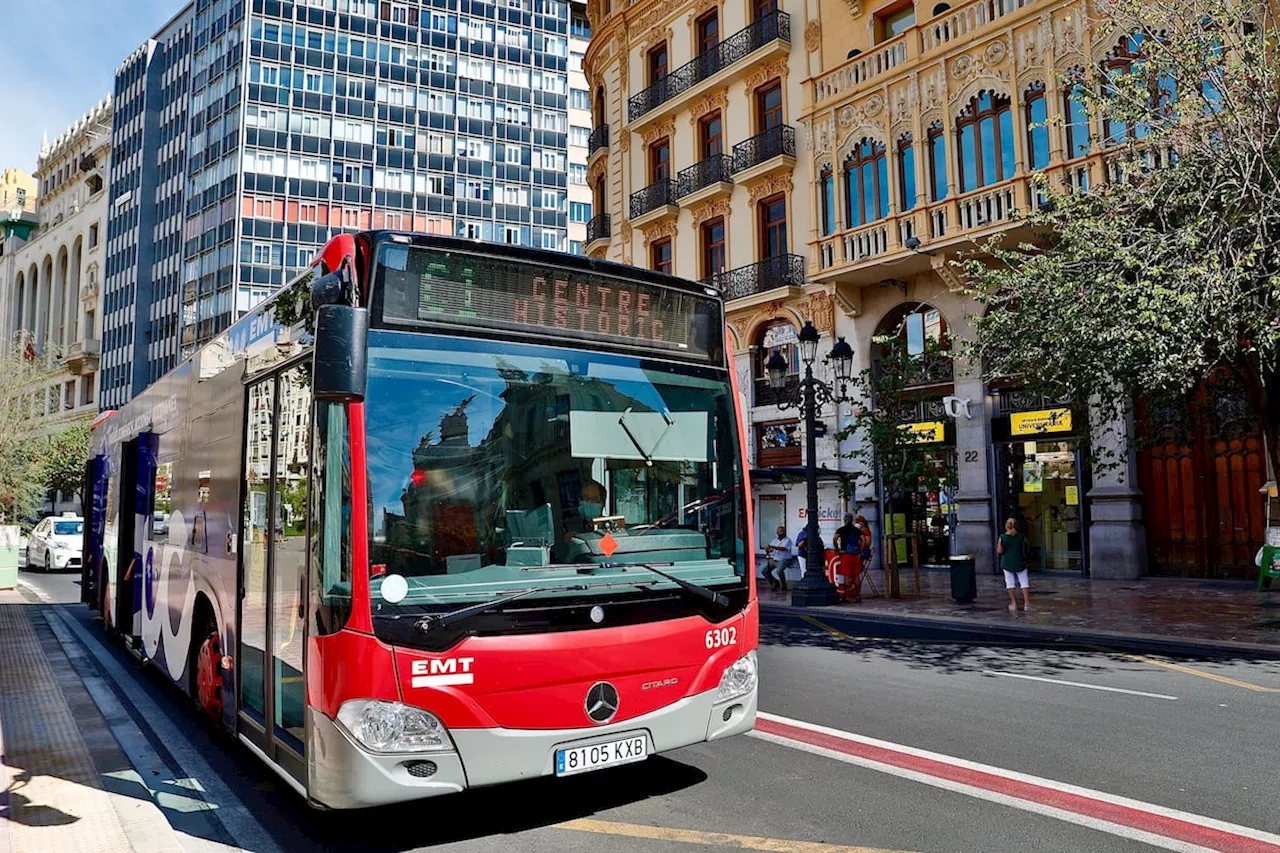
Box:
(555, 735), (648, 776)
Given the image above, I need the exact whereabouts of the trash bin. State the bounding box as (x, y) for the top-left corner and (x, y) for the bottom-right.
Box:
(949, 554), (976, 603)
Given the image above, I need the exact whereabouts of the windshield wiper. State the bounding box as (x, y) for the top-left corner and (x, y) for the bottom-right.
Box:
(617, 407), (654, 467)
(598, 561), (731, 608)
(411, 581), (656, 634)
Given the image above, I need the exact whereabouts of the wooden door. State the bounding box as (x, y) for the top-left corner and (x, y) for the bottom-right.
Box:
(1139, 382), (1266, 578)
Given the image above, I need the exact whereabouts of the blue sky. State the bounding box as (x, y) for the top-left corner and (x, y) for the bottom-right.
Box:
(0, 1), (181, 173)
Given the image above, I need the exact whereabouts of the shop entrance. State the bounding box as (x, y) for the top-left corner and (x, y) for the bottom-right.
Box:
(996, 440), (1087, 572)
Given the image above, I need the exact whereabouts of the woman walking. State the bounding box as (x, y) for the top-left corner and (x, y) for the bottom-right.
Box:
(996, 517), (1031, 612)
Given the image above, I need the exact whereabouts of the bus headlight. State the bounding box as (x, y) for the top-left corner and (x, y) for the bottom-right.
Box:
(336, 700), (454, 753)
(714, 650), (757, 703)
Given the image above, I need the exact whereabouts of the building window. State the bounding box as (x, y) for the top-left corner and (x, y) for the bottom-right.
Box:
(569, 201), (592, 223)
(89, 222), (100, 248)
(696, 11), (719, 54)
(756, 82), (783, 131)
(879, 3), (915, 41)
(820, 167), (836, 235)
(1025, 83), (1050, 170)
(955, 91), (1014, 193)
(754, 321), (800, 382)
(701, 217), (726, 279)
(1064, 81), (1092, 158)
(753, 0), (777, 21)
(648, 43), (668, 85)
(927, 121), (948, 201)
(843, 138), (889, 229)
(759, 194), (787, 258)
(1100, 35), (1174, 146)
(650, 137), (671, 183)
(699, 112), (723, 158)
(651, 238), (673, 274)
(897, 133), (916, 212)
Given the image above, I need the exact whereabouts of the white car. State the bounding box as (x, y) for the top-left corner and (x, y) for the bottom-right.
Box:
(27, 515), (84, 573)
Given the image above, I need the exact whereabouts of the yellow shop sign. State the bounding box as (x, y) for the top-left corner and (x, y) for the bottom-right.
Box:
(900, 421), (946, 444)
(1010, 408), (1072, 437)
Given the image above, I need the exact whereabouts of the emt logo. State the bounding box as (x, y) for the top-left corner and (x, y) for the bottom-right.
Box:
(410, 657), (476, 688)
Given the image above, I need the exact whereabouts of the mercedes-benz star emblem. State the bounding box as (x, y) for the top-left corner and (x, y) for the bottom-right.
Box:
(585, 682), (619, 724)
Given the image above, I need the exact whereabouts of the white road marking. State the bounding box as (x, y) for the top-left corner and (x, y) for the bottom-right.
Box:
(755, 712), (1280, 851)
(981, 669), (1179, 700)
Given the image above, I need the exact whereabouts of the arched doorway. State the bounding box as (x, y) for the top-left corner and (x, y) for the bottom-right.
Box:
(871, 303), (956, 567)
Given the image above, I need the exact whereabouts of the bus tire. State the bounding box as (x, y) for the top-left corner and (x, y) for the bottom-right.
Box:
(190, 608), (223, 724)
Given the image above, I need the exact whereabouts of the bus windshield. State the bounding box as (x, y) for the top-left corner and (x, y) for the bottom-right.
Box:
(364, 330), (745, 619)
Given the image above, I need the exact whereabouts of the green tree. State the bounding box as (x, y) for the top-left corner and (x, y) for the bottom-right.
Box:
(42, 423), (91, 500)
(962, 0), (1280, 476)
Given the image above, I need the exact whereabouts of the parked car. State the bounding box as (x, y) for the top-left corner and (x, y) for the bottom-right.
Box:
(27, 515), (84, 573)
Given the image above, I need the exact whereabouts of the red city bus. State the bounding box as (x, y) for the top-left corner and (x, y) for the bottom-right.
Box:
(83, 232), (759, 808)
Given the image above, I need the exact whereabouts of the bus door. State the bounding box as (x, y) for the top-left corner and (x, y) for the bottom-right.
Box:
(114, 438), (144, 644)
(238, 365), (311, 786)
(82, 455), (108, 610)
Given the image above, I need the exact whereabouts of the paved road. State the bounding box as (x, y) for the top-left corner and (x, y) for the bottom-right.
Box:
(40, 603), (1280, 852)
(17, 565), (82, 604)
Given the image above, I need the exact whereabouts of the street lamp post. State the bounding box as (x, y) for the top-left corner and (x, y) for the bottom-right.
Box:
(766, 320), (855, 607)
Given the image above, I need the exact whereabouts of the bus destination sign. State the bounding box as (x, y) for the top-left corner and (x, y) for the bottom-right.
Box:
(378, 245), (721, 361)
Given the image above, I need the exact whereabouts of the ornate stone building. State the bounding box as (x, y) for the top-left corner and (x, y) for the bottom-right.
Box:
(588, 0), (1256, 580)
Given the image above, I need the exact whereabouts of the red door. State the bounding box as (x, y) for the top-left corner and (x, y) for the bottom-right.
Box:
(1139, 381), (1266, 578)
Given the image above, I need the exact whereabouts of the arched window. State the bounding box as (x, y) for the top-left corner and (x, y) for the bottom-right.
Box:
(927, 120), (947, 201)
(1024, 83), (1049, 170)
(956, 91), (1014, 193)
(873, 302), (953, 389)
(843, 138), (889, 228)
(897, 133), (916, 212)
(754, 320), (800, 382)
(1063, 73), (1091, 158)
(931, 3), (950, 13)
(819, 164), (836, 236)
(594, 86), (605, 127)
(1102, 33), (1176, 145)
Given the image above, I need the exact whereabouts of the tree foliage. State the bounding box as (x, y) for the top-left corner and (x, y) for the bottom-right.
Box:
(962, 0), (1280, 476)
(0, 343), (93, 524)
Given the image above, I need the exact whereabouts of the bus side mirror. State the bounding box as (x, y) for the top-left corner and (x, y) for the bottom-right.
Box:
(310, 270), (346, 308)
(313, 304), (368, 402)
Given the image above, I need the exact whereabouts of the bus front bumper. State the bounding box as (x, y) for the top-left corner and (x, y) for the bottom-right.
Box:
(307, 685), (757, 809)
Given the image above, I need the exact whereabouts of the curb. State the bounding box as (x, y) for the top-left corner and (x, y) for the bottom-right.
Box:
(760, 603), (1280, 660)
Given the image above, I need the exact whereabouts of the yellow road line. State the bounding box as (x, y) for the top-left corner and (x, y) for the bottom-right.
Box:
(556, 818), (918, 853)
(1115, 652), (1280, 693)
(798, 614), (855, 640)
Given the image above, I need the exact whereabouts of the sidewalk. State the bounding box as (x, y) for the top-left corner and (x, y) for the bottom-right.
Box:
(760, 566), (1280, 658)
(0, 587), (184, 853)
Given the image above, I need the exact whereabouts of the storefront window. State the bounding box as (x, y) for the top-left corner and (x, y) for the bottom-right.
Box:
(755, 420), (801, 467)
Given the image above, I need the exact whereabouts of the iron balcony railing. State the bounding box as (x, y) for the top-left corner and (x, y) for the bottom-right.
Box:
(732, 125), (796, 173)
(707, 253), (806, 300)
(753, 374), (801, 408)
(676, 154), (734, 199)
(588, 124), (609, 156)
(586, 213), (611, 243)
(628, 12), (791, 122)
(629, 180), (678, 219)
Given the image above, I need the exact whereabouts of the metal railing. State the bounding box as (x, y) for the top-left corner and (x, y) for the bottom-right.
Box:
(732, 125), (795, 173)
(588, 124), (609, 156)
(628, 12), (791, 122)
(629, 181), (678, 219)
(676, 155), (734, 199)
(586, 213), (611, 243)
(754, 374), (801, 408)
(707, 253), (805, 301)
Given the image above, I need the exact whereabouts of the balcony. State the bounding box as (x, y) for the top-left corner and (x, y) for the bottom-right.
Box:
(708, 254), (806, 302)
(676, 154), (734, 204)
(629, 180), (678, 227)
(588, 124), (609, 164)
(810, 0), (1039, 107)
(585, 213), (611, 252)
(754, 376), (801, 412)
(627, 12), (791, 125)
(731, 125), (796, 183)
(62, 338), (101, 376)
